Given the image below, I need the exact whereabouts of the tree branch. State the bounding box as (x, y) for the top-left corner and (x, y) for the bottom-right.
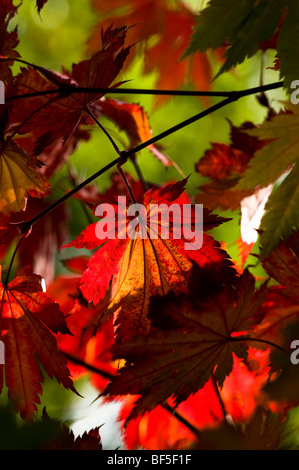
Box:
(161, 402), (201, 439)
(62, 350), (201, 440)
(8, 79), (283, 231)
(5, 81), (283, 102)
(211, 375), (235, 429)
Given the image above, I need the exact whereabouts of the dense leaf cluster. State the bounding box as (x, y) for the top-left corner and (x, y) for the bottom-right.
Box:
(0, 0), (298, 450)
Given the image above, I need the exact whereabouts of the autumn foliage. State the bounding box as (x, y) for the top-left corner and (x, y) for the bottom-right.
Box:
(0, 0), (299, 451)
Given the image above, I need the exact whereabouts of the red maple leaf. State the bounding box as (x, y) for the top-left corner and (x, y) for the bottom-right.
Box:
(0, 0), (20, 86)
(1, 197), (68, 285)
(88, 0), (222, 104)
(46, 260), (117, 391)
(0, 268), (77, 420)
(261, 231), (299, 300)
(63, 178), (236, 341)
(102, 269), (267, 422)
(9, 25), (133, 155)
(94, 98), (178, 168)
(195, 121), (267, 211)
(119, 348), (273, 450)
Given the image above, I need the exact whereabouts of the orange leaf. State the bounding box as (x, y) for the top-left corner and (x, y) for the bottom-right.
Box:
(0, 140), (50, 214)
(96, 98), (179, 168)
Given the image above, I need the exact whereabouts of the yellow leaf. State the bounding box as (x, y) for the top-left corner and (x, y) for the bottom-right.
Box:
(0, 140), (50, 214)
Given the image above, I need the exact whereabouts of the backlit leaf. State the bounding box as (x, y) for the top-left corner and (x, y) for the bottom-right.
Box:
(64, 179), (236, 341)
(237, 106), (299, 190)
(0, 140), (50, 214)
(258, 163), (299, 258)
(9, 25), (133, 155)
(103, 269), (267, 421)
(0, 269), (77, 420)
(185, 0), (286, 83)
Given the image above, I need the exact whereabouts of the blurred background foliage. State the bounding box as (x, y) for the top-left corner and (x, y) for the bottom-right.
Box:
(2, 0), (289, 449)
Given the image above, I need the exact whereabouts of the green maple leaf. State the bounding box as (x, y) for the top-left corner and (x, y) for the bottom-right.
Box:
(277, 1), (299, 92)
(184, 0), (296, 87)
(259, 163), (299, 259)
(184, 0), (255, 54)
(234, 106), (299, 258)
(215, 0), (285, 78)
(237, 106), (299, 190)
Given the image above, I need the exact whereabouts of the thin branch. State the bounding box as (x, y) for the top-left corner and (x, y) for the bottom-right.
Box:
(212, 375), (235, 428)
(17, 156), (120, 228)
(61, 350), (115, 381)
(117, 160), (137, 204)
(6, 87), (233, 101)
(131, 155), (150, 193)
(124, 96), (237, 159)
(3, 235), (26, 287)
(7, 94), (61, 142)
(3, 72), (283, 103)
(8, 81), (284, 237)
(63, 350), (202, 438)
(11, 96), (236, 230)
(162, 402), (201, 439)
(84, 105), (122, 155)
(234, 335), (288, 354)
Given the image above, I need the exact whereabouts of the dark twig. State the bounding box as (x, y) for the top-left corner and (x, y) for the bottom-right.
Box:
(212, 375), (235, 428)
(11, 95), (238, 230)
(62, 350), (202, 438)
(162, 402), (201, 439)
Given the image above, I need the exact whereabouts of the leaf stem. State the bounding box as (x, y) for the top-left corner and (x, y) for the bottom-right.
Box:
(231, 335), (288, 354)
(117, 160), (137, 204)
(84, 105), (122, 155)
(61, 350), (116, 381)
(20, 157), (121, 227)
(211, 375), (235, 428)
(131, 155), (149, 193)
(84, 105), (138, 203)
(3, 235), (26, 287)
(162, 402), (201, 439)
